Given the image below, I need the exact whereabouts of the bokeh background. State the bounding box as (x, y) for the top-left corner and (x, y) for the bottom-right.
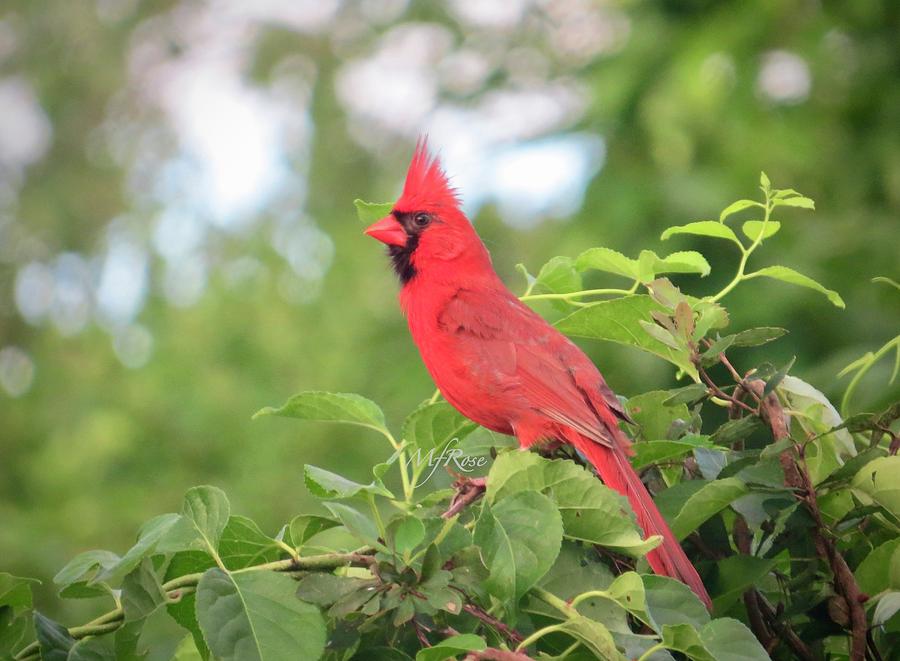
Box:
(1, 0), (898, 623)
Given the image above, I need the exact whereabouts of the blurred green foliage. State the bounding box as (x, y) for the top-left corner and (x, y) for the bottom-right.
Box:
(0, 0), (897, 629)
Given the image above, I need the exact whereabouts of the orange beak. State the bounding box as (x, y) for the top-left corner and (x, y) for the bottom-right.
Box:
(364, 215), (407, 247)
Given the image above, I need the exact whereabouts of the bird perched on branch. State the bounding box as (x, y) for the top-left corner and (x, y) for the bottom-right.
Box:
(364, 139), (711, 609)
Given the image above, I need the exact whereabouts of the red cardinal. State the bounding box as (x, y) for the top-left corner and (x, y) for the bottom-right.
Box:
(364, 140), (711, 609)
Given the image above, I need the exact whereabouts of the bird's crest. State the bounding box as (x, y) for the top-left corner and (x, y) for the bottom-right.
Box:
(396, 137), (459, 212)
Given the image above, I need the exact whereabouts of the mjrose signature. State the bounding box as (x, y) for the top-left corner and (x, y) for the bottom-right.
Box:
(404, 438), (488, 487)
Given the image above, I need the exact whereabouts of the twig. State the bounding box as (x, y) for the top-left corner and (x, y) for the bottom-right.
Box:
(465, 650), (534, 661)
(748, 381), (868, 661)
(461, 603), (525, 646)
(412, 618), (431, 647)
(696, 361), (757, 414)
(13, 550), (375, 660)
(443, 476), (487, 518)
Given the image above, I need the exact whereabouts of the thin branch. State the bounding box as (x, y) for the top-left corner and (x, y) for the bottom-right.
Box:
(748, 380), (869, 661)
(461, 602), (525, 646)
(464, 650), (535, 661)
(443, 476), (487, 518)
(14, 550), (375, 660)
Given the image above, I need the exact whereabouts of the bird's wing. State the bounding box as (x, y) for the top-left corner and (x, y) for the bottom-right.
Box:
(438, 286), (628, 447)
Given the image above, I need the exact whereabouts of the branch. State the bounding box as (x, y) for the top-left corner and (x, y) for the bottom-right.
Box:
(465, 650), (534, 661)
(443, 476), (487, 518)
(13, 550), (375, 660)
(460, 602), (525, 646)
(747, 381), (868, 661)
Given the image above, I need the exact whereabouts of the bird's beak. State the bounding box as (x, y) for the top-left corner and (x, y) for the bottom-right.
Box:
(364, 215), (407, 247)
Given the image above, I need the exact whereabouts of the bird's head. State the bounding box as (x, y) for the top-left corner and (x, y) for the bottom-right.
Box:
(365, 139), (488, 284)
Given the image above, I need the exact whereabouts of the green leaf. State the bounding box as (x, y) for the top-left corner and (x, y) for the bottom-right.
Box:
(488, 452), (659, 556)
(555, 295), (699, 379)
(759, 172), (771, 191)
(574, 247), (638, 280)
(625, 391), (691, 442)
(662, 623), (714, 661)
(773, 195), (814, 210)
(304, 464), (393, 500)
(165, 552), (215, 660)
(456, 427), (517, 456)
(390, 516), (426, 556)
(741, 220), (781, 241)
(643, 575), (710, 633)
(731, 327), (787, 347)
(196, 568), (326, 661)
(873, 592), (900, 627)
(637, 250), (659, 283)
(527, 543), (625, 631)
(121, 559), (165, 622)
(253, 391), (388, 434)
(0, 574), (38, 610)
(182, 486), (230, 555)
(709, 555), (776, 613)
(699, 617), (770, 661)
(632, 436), (714, 470)
(700, 335), (735, 366)
(719, 199), (761, 222)
(746, 265), (844, 308)
(515, 263), (536, 291)
(68, 635), (116, 660)
(711, 416), (763, 446)
(855, 538), (900, 594)
(474, 490), (563, 603)
(95, 513), (195, 584)
(639, 320), (682, 350)
(288, 515), (340, 550)
(414, 634), (486, 661)
(533, 256), (582, 295)
(401, 401), (476, 452)
(172, 636), (205, 661)
(53, 551), (119, 589)
(666, 477), (748, 540)
(852, 456), (900, 521)
(353, 199), (393, 223)
(763, 355), (795, 396)
(663, 383), (709, 406)
(295, 574), (374, 607)
(660, 221), (741, 244)
(554, 616), (625, 660)
(323, 502), (381, 546)
(33, 611), (74, 661)
(219, 516), (281, 570)
(654, 251), (711, 277)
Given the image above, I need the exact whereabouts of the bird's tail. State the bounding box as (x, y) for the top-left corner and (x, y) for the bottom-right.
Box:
(567, 431), (712, 610)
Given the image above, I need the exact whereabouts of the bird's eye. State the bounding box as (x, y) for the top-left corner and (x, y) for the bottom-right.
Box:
(413, 213), (431, 228)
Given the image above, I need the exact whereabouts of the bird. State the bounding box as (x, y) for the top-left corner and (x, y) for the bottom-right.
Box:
(363, 139), (711, 609)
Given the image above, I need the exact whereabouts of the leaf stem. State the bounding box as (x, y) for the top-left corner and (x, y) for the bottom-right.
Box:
(515, 622), (568, 652)
(14, 550), (375, 660)
(531, 587), (578, 618)
(708, 189), (772, 303)
(520, 286), (636, 303)
(636, 642), (666, 661)
(383, 429), (414, 503)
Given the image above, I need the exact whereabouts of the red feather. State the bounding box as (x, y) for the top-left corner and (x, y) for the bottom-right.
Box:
(395, 137), (460, 214)
(367, 141), (712, 610)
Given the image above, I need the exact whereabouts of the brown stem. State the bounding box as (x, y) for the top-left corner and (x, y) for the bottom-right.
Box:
(696, 361), (757, 414)
(443, 476), (487, 518)
(446, 587), (523, 646)
(747, 381), (868, 661)
(464, 650), (534, 661)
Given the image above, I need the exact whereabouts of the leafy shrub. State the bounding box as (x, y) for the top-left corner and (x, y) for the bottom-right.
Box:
(2, 176), (898, 661)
